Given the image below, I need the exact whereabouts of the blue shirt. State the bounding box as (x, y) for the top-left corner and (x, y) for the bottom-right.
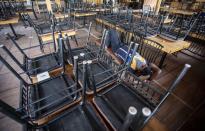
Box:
(115, 45), (147, 70)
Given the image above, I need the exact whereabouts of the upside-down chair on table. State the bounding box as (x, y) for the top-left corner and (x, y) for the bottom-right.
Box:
(86, 43), (191, 130)
(0, 38), (80, 123)
(6, 33), (63, 77)
(0, 60), (108, 131)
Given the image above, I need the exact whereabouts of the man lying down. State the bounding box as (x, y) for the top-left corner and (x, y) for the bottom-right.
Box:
(104, 29), (161, 81)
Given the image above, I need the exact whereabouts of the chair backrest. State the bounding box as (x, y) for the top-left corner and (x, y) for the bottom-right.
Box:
(160, 13), (200, 41)
(6, 33), (28, 70)
(9, 51), (83, 122)
(0, 45), (30, 85)
(0, 34), (65, 85)
(134, 35), (163, 65)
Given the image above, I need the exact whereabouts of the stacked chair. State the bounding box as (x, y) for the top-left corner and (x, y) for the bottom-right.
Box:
(159, 12), (200, 41)
(6, 33), (61, 77)
(0, 4), (194, 130)
(85, 41), (191, 130)
(185, 13), (205, 58)
(133, 13), (165, 38)
(23, 10), (78, 50)
(0, 35), (80, 122)
(0, 31), (192, 131)
(0, 0), (25, 20)
(64, 22), (101, 64)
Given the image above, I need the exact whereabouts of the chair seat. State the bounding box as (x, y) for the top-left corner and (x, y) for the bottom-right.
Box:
(38, 23), (52, 34)
(27, 54), (59, 75)
(57, 21), (74, 31)
(43, 103), (107, 131)
(28, 75), (76, 119)
(71, 47), (97, 62)
(78, 61), (116, 93)
(93, 83), (152, 130)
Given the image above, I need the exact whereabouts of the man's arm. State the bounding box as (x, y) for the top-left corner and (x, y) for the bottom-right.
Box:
(149, 63), (161, 80)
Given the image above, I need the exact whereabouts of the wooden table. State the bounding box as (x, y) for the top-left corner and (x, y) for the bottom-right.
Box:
(71, 12), (97, 17)
(148, 35), (191, 68)
(94, 8), (111, 12)
(95, 18), (126, 32)
(161, 8), (195, 16)
(54, 13), (69, 19)
(0, 16), (24, 39)
(40, 30), (76, 42)
(71, 12), (97, 26)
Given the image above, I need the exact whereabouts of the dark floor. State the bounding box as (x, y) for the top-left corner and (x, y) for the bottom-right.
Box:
(0, 19), (204, 131)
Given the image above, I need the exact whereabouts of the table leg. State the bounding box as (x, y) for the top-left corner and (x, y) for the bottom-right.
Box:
(159, 52), (167, 69)
(83, 16), (86, 26)
(8, 24), (25, 40)
(9, 24), (18, 38)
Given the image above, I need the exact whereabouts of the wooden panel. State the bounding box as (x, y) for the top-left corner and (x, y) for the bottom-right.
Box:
(40, 30), (76, 42)
(71, 12), (97, 17)
(0, 16), (19, 25)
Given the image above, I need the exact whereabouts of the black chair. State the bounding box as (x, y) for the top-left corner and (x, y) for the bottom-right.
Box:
(89, 63), (191, 131)
(186, 31), (205, 58)
(0, 38), (80, 123)
(6, 33), (64, 79)
(136, 36), (164, 65)
(76, 32), (136, 94)
(0, 1), (17, 20)
(159, 13), (200, 41)
(64, 22), (102, 64)
(0, 60), (108, 131)
(133, 13), (165, 38)
(25, 13), (53, 35)
(35, 61), (108, 131)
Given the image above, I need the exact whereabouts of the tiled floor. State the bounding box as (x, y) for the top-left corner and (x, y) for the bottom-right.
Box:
(0, 19), (204, 131)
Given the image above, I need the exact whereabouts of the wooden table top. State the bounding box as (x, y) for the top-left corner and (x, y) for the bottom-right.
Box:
(40, 30), (76, 42)
(94, 8), (111, 12)
(71, 12), (97, 17)
(54, 13), (69, 19)
(96, 18), (133, 33)
(0, 16), (19, 25)
(163, 18), (174, 24)
(31, 64), (73, 84)
(148, 35), (191, 54)
(161, 8), (195, 16)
